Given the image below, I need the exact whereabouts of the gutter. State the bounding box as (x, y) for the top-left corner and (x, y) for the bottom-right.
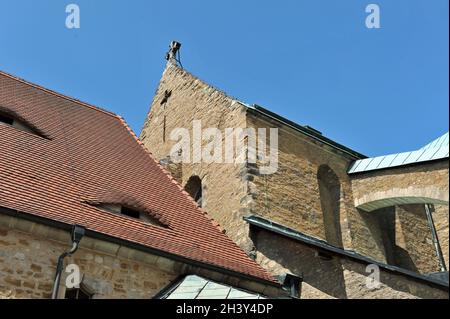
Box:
(244, 215), (449, 290)
(0, 207), (280, 288)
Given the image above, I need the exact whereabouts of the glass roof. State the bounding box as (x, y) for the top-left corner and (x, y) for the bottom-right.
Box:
(161, 275), (266, 299)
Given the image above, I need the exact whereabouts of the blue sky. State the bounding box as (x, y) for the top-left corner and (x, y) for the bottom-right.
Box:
(0, 0), (448, 156)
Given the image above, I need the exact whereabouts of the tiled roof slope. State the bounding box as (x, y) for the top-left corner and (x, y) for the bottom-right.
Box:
(0, 70), (274, 283)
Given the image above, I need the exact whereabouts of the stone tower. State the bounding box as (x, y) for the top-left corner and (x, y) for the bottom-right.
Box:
(140, 43), (449, 298)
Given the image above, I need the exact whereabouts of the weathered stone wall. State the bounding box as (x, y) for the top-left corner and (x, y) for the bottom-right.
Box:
(0, 213), (290, 299)
(246, 113), (390, 263)
(140, 64), (253, 251)
(434, 204), (449, 270)
(0, 226), (178, 299)
(140, 64), (386, 261)
(140, 63), (449, 294)
(253, 229), (448, 299)
(350, 161), (449, 273)
(394, 205), (440, 273)
(373, 204), (445, 274)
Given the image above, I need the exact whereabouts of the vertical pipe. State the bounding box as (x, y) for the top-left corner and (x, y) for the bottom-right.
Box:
(424, 204), (447, 272)
(51, 242), (79, 299)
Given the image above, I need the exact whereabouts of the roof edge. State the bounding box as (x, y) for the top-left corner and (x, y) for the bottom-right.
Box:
(118, 115), (228, 234)
(348, 155), (449, 175)
(244, 103), (366, 159)
(245, 215), (449, 290)
(165, 64), (365, 160)
(0, 206), (280, 287)
(0, 70), (118, 118)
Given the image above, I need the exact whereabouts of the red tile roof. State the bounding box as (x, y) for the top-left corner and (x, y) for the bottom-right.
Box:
(0, 70), (275, 283)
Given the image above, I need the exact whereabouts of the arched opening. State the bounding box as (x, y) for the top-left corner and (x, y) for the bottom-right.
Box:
(317, 165), (342, 247)
(64, 283), (94, 299)
(185, 176), (203, 207)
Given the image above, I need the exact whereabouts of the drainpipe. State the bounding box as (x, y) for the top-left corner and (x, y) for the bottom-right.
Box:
(424, 204), (447, 272)
(51, 225), (86, 299)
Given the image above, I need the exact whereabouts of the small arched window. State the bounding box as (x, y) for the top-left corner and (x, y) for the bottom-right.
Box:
(185, 176), (203, 207)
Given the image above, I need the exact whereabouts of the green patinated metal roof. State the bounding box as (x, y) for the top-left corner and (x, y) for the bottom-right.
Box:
(348, 132), (449, 174)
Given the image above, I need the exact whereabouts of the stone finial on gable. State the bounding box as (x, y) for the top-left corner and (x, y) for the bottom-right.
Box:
(165, 41), (182, 66)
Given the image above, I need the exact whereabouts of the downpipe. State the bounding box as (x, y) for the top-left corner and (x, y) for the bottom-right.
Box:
(51, 225), (86, 299)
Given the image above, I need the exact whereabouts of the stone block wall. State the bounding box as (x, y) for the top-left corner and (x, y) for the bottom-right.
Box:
(246, 113), (390, 263)
(140, 63), (449, 291)
(0, 226), (178, 299)
(140, 63), (398, 264)
(350, 161), (449, 272)
(253, 229), (448, 299)
(140, 64), (254, 251)
(434, 204), (449, 269)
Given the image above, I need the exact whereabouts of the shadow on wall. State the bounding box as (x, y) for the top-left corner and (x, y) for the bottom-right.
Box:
(395, 204), (440, 273)
(317, 165), (343, 248)
(252, 229), (447, 299)
(251, 228), (348, 299)
(367, 204), (441, 274)
(375, 206), (419, 272)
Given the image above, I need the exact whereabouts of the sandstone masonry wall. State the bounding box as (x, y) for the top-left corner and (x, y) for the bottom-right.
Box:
(253, 229), (448, 299)
(140, 63), (449, 296)
(350, 161), (449, 272)
(0, 226), (178, 299)
(140, 64), (253, 251)
(246, 113), (390, 263)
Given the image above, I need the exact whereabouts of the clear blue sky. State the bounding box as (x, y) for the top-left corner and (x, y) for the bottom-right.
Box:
(1, 0), (448, 156)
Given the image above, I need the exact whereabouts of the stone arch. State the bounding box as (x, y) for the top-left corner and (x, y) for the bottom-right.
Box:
(184, 175), (203, 207)
(355, 187), (449, 212)
(317, 165), (343, 247)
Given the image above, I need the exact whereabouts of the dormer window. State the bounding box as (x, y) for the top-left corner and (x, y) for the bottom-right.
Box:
(0, 114), (14, 126)
(121, 206), (140, 219)
(0, 110), (48, 138)
(87, 202), (168, 228)
(95, 204), (142, 220)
